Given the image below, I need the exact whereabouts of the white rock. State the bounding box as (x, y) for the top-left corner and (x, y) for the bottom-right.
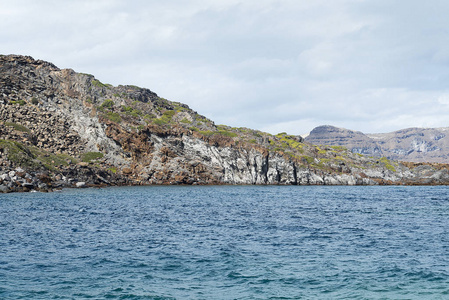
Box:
(0, 174), (11, 181)
(76, 182), (87, 188)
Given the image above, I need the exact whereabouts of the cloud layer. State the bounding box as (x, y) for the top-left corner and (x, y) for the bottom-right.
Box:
(2, 0), (449, 134)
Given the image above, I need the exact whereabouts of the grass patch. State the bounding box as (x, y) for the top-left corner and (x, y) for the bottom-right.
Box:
(29, 147), (77, 170)
(218, 130), (238, 138)
(81, 152), (104, 162)
(331, 145), (347, 151)
(108, 166), (117, 174)
(92, 79), (108, 88)
(5, 122), (30, 133)
(0, 139), (41, 169)
(199, 130), (238, 138)
(0, 140), (78, 170)
(300, 156), (314, 164)
(199, 130), (215, 136)
(380, 157), (396, 172)
(10, 100), (26, 105)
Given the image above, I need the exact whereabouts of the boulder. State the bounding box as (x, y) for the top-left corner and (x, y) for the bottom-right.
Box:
(75, 181), (87, 188)
(21, 182), (34, 189)
(0, 174), (11, 181)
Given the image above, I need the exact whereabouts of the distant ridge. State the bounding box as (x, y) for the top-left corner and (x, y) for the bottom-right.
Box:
(305, 125), (449, 163)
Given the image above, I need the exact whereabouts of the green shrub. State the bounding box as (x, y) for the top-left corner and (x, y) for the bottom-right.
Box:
(154, 110), (176, 125)
(31, 97), (39, 105)
(122, 105), (133, 112)
(100, 99), (114, 109)
(105, 112), (122, 123)
(122, 105), (141, 117)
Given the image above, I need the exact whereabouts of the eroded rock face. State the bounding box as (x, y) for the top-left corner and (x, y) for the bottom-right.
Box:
(306, 125), (449, 163)
(368, 128), (449, 163)
(1, 54), (449, 192)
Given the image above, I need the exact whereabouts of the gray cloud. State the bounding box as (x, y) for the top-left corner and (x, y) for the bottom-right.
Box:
(2, 0), (449, 135)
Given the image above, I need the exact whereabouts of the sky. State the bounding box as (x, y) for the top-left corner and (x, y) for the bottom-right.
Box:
(2, 0), (449, 135)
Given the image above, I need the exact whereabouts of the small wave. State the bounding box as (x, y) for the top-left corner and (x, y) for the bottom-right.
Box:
(405, 270), (448, 281)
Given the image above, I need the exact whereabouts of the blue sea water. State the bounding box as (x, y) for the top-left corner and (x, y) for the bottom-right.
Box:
(1, 186), (449, 299)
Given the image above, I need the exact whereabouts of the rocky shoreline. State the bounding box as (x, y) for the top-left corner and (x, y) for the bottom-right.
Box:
(2, 161), (449, 193)
(0, 164), (133, 193)
(2, 54), (449, 193)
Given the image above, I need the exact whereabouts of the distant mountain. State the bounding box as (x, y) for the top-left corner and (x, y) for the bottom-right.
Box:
(305, 125), (449, 163)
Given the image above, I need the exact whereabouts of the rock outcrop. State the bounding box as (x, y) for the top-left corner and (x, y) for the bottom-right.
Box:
(306, 125), (449, 163)
(1, 54), (449, 192)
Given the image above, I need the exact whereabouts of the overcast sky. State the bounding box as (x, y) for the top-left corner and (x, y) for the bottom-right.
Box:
(2, 0), (449, 135)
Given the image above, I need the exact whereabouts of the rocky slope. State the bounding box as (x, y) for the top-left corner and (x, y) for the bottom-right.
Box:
(1, 55), (449, 192)
(306, 125), (449, 163)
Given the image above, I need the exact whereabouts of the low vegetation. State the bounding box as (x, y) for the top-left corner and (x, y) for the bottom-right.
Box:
(0, 139), (78, 170)
(5, 122), (30, 133)
(81, 152), (104, 163)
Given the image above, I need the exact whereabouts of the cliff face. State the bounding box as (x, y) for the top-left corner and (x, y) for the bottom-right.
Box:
(1, 55), (448, 192)
(306, 125), (449, 163)
(305, 126), (382, 156)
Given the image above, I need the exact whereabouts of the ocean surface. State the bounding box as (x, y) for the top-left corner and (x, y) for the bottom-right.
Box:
(1, 185), (449, 299)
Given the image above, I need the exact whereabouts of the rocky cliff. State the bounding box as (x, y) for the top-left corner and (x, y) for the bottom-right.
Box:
(1, 55), (449, 192)
(306, 125), (449, 163)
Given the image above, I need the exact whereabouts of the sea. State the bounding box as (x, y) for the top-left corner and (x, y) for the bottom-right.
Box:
(1, 185), (449, 299)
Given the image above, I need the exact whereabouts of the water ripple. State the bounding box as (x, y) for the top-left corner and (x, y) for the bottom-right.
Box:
(1, 186), (449, 299)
